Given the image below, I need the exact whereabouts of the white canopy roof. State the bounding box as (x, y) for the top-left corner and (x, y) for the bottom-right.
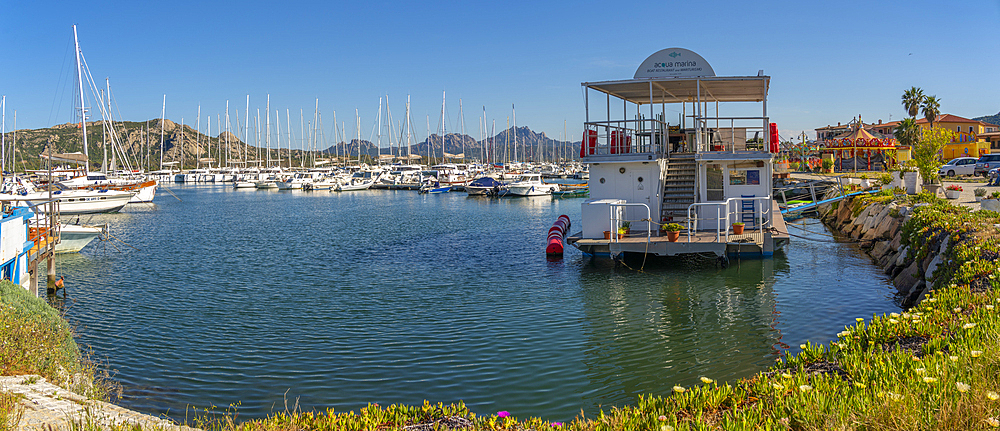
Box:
(583, 75), (770, 105)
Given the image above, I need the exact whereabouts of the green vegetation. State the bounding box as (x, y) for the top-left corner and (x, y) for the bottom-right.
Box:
(923, 95), (942, 129)
(902, 87), (925, 118)
(0, 281), (114, 401)
(913, 128), (954, 186)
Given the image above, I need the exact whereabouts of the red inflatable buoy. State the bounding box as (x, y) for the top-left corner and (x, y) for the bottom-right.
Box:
(545, 215), (571, 256)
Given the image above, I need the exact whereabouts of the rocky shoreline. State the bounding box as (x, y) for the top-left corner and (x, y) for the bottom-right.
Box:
(819, 192), (953, 308)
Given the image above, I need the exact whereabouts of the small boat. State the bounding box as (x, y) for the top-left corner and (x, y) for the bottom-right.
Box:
(507, 174), (560, 196)
(552, 188), (589, 198)
(465, 177), (505, 196)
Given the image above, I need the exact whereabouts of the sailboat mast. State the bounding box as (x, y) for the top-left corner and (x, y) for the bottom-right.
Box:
(196, 105), (201, 169)
(159, 95), (165, 171)
(245, 95), (250, 168)
(355, 109), (360, 163)
(377, 97), (382, 163)
(459, 99), (464, 161)
(285, 108), (291, 169)
(73, 25), (89, 174)
(265, 95), (271, 167)
(405, 95), (411, 159)
(512, 104), (517, 163)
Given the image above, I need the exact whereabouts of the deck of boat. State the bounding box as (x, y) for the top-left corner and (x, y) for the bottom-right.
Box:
(567, 201), (790, 257)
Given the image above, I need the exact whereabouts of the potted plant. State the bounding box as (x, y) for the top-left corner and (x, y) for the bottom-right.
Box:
(858, 173), (870, 188)
(974, 188), (987, 202)
(662, 223), (683, 242)
(732, 221), (746, 235)
(620, 221), (631, 236)
(821, 158), (834, 174)
(944, 184), (962, 200)
(878, 173), (894, 191)
(983, 192), (1000, 212)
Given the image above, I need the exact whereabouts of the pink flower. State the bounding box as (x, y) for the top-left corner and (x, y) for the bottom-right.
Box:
(497, 411), (509, 418)
(551, 422), (563, 427)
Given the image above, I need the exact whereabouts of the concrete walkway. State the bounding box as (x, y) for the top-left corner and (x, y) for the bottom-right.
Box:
(1, 375), (195, 431)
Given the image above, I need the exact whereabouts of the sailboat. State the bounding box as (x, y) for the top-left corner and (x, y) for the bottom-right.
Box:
(52, 26), (152, 204)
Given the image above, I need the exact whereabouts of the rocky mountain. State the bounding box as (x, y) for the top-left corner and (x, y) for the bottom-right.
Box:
(322, 126), (579, 162)
(2, 121), (578, 171)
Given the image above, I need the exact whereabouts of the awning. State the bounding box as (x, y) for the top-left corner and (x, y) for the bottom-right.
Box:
(38, 152), (88, 164)
(583, 75), (769, 104)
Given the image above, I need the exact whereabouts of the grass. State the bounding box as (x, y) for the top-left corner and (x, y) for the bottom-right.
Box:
(0, 280), (118, 402)
(3, 202), (999, 430)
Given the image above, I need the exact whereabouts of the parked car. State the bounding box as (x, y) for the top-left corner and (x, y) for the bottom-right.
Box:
(938, 156), (979, 177)
(974, 154), (1000, 177)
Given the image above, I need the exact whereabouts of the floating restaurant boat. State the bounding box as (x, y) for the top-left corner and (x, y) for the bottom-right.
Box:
(566, 48), (789, 260)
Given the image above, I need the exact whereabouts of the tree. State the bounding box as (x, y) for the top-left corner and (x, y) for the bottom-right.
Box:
(893, 118), (920, 148)
(922, 96), (941, 128)
(901, 87), (925, 118)
(912, 127), (953, 185)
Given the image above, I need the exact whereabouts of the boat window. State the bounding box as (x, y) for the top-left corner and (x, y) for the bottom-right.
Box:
(707, 164), (724, 201)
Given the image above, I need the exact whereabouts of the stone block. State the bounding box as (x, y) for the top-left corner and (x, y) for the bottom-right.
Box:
(895, 245), (909, 267)
(925, 253), (945, 286)
(894, 260), (920, 294)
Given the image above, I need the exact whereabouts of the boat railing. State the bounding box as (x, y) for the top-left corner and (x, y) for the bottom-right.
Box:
(608, 203), (651, 247)
(691, 116), (770, 153)
(582, 118), (668, 157)
(686, 196), (772, 242)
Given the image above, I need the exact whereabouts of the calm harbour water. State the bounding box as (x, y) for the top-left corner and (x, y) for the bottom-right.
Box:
(56, 185), (899, 422)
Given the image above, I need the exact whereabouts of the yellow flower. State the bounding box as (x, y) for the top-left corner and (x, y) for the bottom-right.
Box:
(672, 385), (685, 393)
(772, 383), (785, 390)
(949, 356), (959, 362)
(923, 377), (938, 383)
(987, 391), (999, 401)
(661, 425), (675, 431)
(987, 417), (999, 428)
(928, 298), (937, 302)
(799, 385), (813, 392)
(799, 344), (807, 350)
(888, 319), (899, 324)
(971, 350), (983, 358)
(855, 317), (864, 322)
(912, 319), (921, 324)
(853, 382), (866, 388)
(956, 382), (971, 392)
(890, 312), (900, 317)
(986, 305), (995, 310)
(781, 373), (793, 379)
(700, 377), (714, 384)
(954, 307), (963, 313)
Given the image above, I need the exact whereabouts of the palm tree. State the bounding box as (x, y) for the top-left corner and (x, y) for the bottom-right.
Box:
(922, 96), (941, 128)
(902, 87), (924, 118)
(894, 118), (920, 148)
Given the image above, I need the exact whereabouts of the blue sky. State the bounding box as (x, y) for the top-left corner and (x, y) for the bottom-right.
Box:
(3, 0), (1000, 148)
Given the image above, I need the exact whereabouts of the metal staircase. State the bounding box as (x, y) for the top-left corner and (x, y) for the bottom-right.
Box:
(660, 154), (696, 224)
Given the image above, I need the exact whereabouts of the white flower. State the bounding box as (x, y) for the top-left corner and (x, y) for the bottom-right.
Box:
(986, 305), (995, 310)
(963, 322), (977, 329)
(923, 376), (938, 383)
(700, 377), (714, 384)
(986, 417), (999, 428)
(956, 382), (971, 392)
(890, 312), (900, 318)
(771, 383), (785, 390)
(799, 385), (813, 392)
(781, 373), (793, 379)
(949, 355), (959, 362)
(889, 319), (899, 324)
(971, 350), (983, 358)
(914, 368), (926, 375)
(672, 385), (685, 393)
(987, 391), (999, 401)
(799, 344), (807, 350)
(954, 307), (963, 313)
(928, 298), (937, 302)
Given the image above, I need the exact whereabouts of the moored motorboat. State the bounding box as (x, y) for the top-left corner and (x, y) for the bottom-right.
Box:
(507, 174), (560, 196)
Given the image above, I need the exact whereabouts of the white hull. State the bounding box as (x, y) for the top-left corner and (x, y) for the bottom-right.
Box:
(234, 181), (257, 189)
(128, 183), (157, 203)
(18, 190), (134, 215)
(508, 183), (560, 196)
(336, 181), (374, 191)
(56, 224), (104, 253)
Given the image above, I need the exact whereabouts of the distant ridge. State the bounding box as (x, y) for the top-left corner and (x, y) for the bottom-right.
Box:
(973, 112), (1000, 126)
(1, 121), (579, 170)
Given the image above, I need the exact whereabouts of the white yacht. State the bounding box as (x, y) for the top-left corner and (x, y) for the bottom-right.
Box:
(2, 176), (133, 215)
(507, 173), (560, 196)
